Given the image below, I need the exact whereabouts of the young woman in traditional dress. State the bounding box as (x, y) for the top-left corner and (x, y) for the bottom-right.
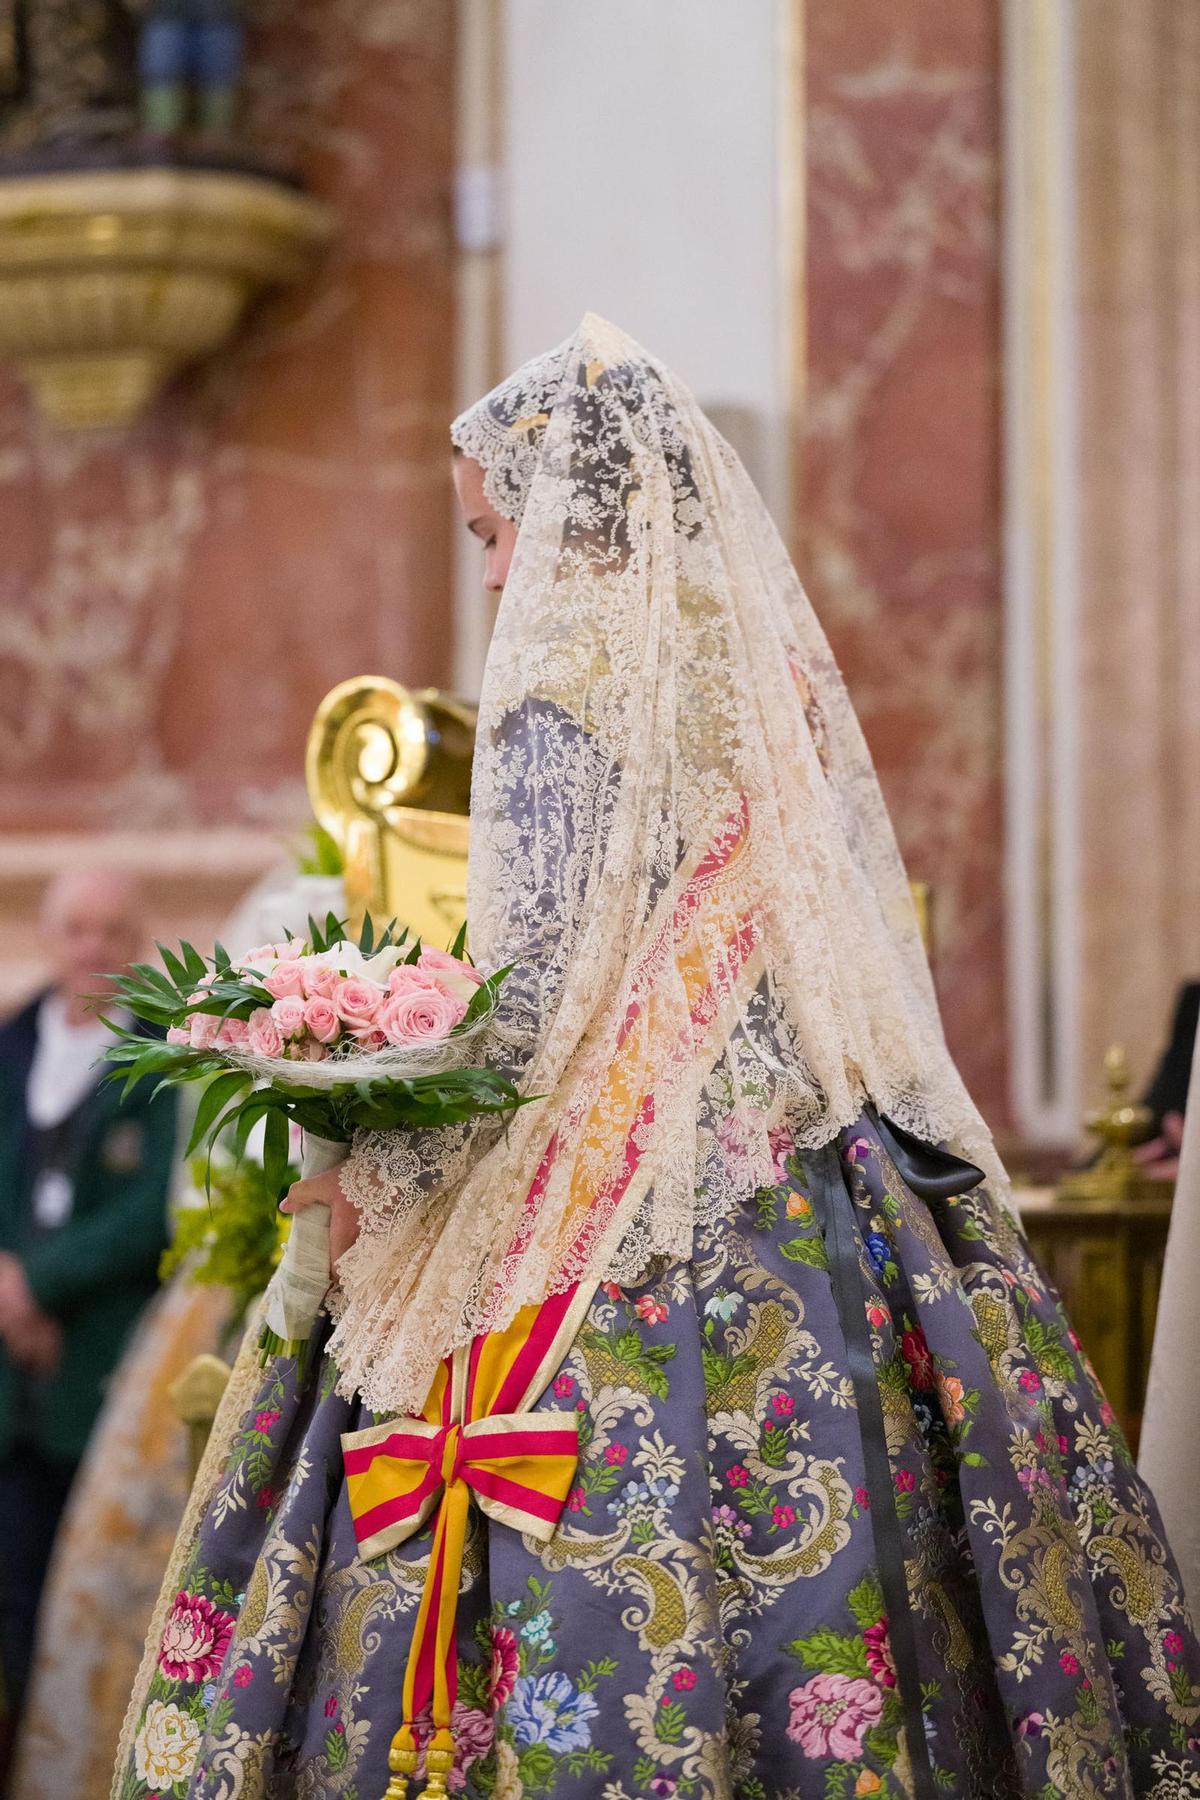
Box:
(114, 317), (1200, 1800)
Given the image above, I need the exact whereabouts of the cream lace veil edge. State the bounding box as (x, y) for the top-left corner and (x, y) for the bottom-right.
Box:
(327, 313), (1007, 1418)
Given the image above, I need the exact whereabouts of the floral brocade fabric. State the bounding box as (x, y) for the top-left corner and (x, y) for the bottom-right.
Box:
(116, 1117), (1200, 1800)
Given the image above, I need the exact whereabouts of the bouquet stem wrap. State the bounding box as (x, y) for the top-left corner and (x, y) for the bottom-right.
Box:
(259, 1133), (346, 1372)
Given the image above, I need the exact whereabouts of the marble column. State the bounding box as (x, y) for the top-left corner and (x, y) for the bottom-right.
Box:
(800, 3), (1008, 1126)
(1073, 0), (1200, 1097)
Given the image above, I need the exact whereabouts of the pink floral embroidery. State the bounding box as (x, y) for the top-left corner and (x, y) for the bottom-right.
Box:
(894, 1468), (915, 1493)
(636, 1295), (669, 1325)
(552, 1374), (575, 1399)
(672, 1667), (696, 1691)
(254, 1409), (281, 1432)
(489, 1627), (520, 1710)
(772, 1393), (795, 1417)
(232, 1665), (253, 1688)
(605, 1443), (628, 1465)
(1017, 1369), (1041, 1394)
(772, 1504), (796, 1529)
(158, 1591), (236, 1684)
(1059, 1650), (1080, 1676)
(768, 1126), (792, 1182)
(728, 1464), (749, 1488)
(863, 1619), (896, 1688)
(786, 1673), (884, 1757)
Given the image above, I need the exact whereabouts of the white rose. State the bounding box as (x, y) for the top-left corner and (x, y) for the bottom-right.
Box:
(134, 1699), (201, 1788)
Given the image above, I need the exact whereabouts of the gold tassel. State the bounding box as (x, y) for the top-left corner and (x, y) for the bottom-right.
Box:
(381, 1724), (419, 1799)
(420, 1727), (456, 1799)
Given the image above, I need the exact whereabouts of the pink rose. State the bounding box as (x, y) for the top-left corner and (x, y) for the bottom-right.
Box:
(167, 1025), (189, 1045)
(217, 1016), (250, 1048)
(419, 945), (485, 986)
(271, 996), (307, 1040)
(189, 1011), (222, 1051)
(158, 1590), (236, 1684)
(264, 961), (306, 1001)
(389, 960), (481, 1009)
(333, 977), (383, 1034)
(377, 986), (466, 1047)
(297, 1038), (328, 1062)
(274, 939), (305, 960)
(303, 997), (340, 1044)
(786, 1673), (883, 1758)
(301, 960), (340, 1000)
(351, 1027), (387, 1050)
(246, 1008), (284, 1058)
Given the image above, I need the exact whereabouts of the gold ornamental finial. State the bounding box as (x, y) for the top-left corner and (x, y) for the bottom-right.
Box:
(1058, 1042), (1157, 1204)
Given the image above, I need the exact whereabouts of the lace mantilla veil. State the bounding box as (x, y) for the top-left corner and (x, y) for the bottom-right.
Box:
(326, 313), (1007, 1417)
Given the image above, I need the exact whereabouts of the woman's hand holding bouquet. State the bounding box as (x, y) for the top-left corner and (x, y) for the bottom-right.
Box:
(104, 913), (520, 1367)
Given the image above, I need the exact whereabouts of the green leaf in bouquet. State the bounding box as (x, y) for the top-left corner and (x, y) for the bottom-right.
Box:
(192, 974), (273, 1021)
(124, 962), (185, 1007)
(261, 1105), (291, 1199)
(185, 1069), (253, 1158)
(212, 941), (232, 972)
(358, 913), (375, 955)
(404, 936), (423, 964)
(450, 919), (469, 961)
(457, 964), (512, 1031)
(155, 941), (192, 990)
(178, 940), (210, 985)
(230, 1094), (272, 1156)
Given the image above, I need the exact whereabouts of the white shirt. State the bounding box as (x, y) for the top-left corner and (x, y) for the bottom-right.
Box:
(26, 991), (119, 1130)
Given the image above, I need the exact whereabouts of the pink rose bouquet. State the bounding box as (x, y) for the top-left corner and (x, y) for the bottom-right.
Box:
(104, 913), (520, 1365)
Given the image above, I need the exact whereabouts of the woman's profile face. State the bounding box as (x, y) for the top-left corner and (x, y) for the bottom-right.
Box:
(452, 453), (517, 594)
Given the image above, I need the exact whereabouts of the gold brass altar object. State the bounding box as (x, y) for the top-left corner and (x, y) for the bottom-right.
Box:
(1058, 1043), (1159, 1205)
(306, 677), (476, 938)
(0, 167), (333, 427)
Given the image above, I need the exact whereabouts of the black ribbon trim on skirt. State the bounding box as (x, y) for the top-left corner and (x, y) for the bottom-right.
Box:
(871, 1113), (985, 1209)
(810, 1142), (940, 1800)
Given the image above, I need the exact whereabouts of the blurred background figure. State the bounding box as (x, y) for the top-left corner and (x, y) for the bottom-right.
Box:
(0, 869), (175, 1766)
(1134, 980), (1199, 1181)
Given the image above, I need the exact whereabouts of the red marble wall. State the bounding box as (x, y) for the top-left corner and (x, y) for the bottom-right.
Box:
(0, 0), (457, 835)
(800, 1), (1008, 1125)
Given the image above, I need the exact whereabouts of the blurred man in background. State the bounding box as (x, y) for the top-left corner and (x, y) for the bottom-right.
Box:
(0, 869), (175, 1749)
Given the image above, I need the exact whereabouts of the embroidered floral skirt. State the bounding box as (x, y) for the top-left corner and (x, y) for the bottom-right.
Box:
(116, 1114), (1200, 1800)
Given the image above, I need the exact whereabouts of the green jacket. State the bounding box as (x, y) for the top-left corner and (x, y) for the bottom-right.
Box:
(0, 994), (176, 1462)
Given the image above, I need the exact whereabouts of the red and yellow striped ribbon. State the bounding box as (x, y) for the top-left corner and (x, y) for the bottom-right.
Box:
(343, 1282), (594, 1798)
(351, 803), (762, 1797)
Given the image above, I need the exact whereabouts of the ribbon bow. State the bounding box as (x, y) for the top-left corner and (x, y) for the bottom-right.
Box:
(344, 1410), (581, 1561)
(341, 1282), (593, 1799)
